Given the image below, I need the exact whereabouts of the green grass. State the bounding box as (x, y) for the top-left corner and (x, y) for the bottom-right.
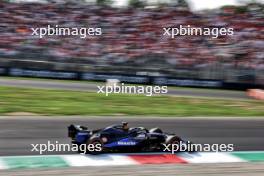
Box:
(0, 86), (263, 116)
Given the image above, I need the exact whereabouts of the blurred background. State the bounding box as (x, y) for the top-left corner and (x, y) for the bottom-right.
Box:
(0, 0), (263, 88)
(0, 2), (264, 175)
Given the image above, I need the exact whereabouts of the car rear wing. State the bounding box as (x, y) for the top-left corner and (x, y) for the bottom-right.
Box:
(68, 124), (88, 139)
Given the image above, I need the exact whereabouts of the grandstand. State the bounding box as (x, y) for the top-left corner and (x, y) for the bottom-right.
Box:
(0, 1), (263, 86)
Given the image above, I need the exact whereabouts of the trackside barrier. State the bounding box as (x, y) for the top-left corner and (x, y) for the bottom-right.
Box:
(1, 67), (263, 90)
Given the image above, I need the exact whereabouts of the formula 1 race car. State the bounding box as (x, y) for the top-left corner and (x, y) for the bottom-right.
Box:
(68, 122), (189, 154)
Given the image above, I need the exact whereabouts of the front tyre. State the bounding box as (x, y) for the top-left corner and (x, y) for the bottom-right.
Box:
(149, 128), (163, 134)
(165, 135), (182, 145)
(164, 135), (182, 153)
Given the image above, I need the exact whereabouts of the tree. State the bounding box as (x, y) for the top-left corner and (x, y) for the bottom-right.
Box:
(170, 0), (190, 10)
(178, 0), (188, 7)
(96, 0), (112, 6)
(128, 0), (145, 8)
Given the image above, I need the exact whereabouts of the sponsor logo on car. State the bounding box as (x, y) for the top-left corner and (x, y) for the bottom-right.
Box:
(117, 141), (136, 145)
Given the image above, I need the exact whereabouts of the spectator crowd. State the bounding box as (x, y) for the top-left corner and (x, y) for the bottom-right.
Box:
(0, 1), (263, 71)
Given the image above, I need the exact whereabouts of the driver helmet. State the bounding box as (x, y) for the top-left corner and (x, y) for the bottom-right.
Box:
(122, 122), (129, 131)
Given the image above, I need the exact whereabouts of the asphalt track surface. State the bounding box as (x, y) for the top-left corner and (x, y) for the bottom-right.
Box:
(1, 163), (264, 176)
(0, 117), (263, 156)
(0, 78), (261, 175)
(0, 77), (249, 99)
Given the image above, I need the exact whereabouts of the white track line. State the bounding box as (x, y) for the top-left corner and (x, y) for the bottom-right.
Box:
(62, 154), (139, 167)
(178, 152), (246, 163)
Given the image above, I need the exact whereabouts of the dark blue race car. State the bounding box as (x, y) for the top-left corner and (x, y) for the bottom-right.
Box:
(68, 122), (187, 154)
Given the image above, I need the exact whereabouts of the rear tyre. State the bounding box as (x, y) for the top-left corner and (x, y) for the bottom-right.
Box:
(86, 137), (104, 155)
